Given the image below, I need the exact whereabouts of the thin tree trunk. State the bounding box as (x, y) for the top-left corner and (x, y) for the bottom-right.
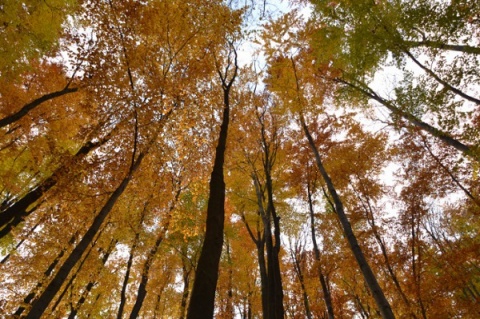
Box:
(14, 233), (77, 317)
(338, 78), (479, 161)
(0, 87), (78, 128)
(352, 184), (416, 318)
(307, 181), (335, 319)
(186, 45), (237, 319)
(241, 213), (268, 319)
(128, 188), (180, 319)
(289, 242), (312, 319)
(23, 114), (157, 318)
(117, 201), (150, 319)
(0, 126), (112, 237)
(50, 223), (111, 313)
(300, 115), (396, 319)
(402, 49), (480, 105)
(68, 238), (117, 319)
(405, 40), (480, 55)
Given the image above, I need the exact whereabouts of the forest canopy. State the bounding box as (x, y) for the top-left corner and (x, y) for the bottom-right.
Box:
(0, 0), (479, 318)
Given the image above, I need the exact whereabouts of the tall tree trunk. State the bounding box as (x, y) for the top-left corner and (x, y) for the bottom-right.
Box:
(117, 200), (150, 319)
(306, 181), (335, 319)
(352, 184), (416, 318)
(186, 46), (237, 319)
(300, 114), (396, 319)
(337, 78), (479, 161)
(14, 233), (77, 317)
(23, 123), (154, 318)
(179, 252), (192, 319)
(50, 224), (111, 313)
(242, 213), (268, 318)
(128, 188), (180, 319)
(0, 125), (112, 237)
(259, 108), (285, 319)
(404, 40), (480, 55)
(289, 242), (312, 319)
(0, 86), (78, 128)
(68, 238), (117, 319)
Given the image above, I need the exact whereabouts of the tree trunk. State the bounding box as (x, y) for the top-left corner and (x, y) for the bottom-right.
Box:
(0, 130), (110, 238)
(307, 181), (335, 319)
(0, 87), (78, 128)
(117, 201), (150, 319)
(128, 189), (180, 319)
(337, 78), (479, 162)
(14, 233), (77, 317)
(68, 238), (117, 319)
(242, 213), (268, 318)
(289, 243), (313, 319)
(24, 145), (149, 318)
(186, 46), (237, 319)
(300, 115), (396, 319)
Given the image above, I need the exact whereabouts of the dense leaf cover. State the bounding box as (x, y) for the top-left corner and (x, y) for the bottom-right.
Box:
(0, 0), (479, 318)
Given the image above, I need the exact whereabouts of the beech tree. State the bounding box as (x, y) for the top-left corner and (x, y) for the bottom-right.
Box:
(1, 1), (479, 318)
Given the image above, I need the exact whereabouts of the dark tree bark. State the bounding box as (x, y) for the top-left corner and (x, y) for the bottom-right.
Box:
(337, 78), (479, 162)
(289, 241), (312, 319)
(14, 233), (78, 317)
(0, 125), (113, 238)
(186, 45), (237, 319)
(68, 238), (117, 319)
(300, 115), (396, 319)
(405, 40), (480, 55)
(306, 180), (335, 319)
(242, 213), (268, 319)
(0, 87), (78, 128)
(117, 200), (150, 319)
(128, 188), (180, 319)
(22, 104), (164, 318)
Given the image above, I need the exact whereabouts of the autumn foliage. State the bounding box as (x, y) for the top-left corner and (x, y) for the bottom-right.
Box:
(0, 0), (479, 318)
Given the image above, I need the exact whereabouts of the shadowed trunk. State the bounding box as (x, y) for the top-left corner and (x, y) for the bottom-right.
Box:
(117, 201), (150, 319)
(289, 242), (312, 319)
(307, 180), (335, 319)
(68, 238), (117, 319)
(242, 213), (268, 318)
(186, 45), (237, 319)
(22, 105), (170, 318)
(14, 233), (78, 317)
(128, 188), (180, 319)
(0, 87), (78, 128)
(0, 125), (113, 238)
(337, 78), (479, 162)
(300, 114), (396, 319)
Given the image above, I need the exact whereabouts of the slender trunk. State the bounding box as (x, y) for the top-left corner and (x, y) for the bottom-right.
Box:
(51, 224), (111, 313)
(307, 182), (335, 319)
(186, 47), (237, 319)
(337, 78), (479, 162)
(14, 233), (77, 317)
(0, 87), (78, 128)
(353, 186), (416, 318)
(257, 107), (284, 319)
(290, 244), (312, 319)
(225, 240), (234, 319)
(24, 148), (148, 319)
(0, 131), (110, 238)
(179, 256), (192, 319)
(117, 202), (150, 319)
(242, 213), (268, 318)
(403, 49), (480, 105)
(405, 40), (480, 55)
(68, 238), (117, 319)
(300, 115), (395, 319)
(1, 218), (41, 264)
(128, 189), (180, 319)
